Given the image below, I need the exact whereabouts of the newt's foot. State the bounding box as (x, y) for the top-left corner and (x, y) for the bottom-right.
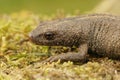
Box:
(41, 52), (89, 64)
(41, 56), (61, 64)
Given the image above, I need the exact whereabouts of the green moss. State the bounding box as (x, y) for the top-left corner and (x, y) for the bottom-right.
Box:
(0, 12), (120, 80)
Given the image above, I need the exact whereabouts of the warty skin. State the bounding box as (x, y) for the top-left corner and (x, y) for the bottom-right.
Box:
(29, 14), (120, 63)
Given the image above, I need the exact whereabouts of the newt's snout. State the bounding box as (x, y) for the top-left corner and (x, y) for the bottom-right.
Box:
(29, 32), (33, 39)
(29, 32), (41, 45)
(29, 32), (35, 42)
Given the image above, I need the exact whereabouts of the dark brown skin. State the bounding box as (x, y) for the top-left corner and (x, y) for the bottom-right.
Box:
(29, 14), (120, 63)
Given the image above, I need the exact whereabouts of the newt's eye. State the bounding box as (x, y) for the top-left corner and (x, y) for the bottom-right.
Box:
(44, 32), (55, 40)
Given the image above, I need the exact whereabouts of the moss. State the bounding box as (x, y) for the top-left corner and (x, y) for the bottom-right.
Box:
(0, 12), (120, 80)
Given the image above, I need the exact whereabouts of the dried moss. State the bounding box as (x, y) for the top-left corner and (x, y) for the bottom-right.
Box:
(0, 12), (120, 80)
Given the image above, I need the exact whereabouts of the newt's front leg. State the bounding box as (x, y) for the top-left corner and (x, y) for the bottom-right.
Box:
(42, 43), (89, 63)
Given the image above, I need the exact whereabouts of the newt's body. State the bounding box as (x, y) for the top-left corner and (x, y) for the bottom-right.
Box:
(29, 14), (120, 63)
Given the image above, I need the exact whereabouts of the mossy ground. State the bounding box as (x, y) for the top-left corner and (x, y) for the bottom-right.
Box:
(0, 12), (120, 80)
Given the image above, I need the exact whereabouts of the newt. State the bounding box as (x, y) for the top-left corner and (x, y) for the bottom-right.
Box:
(29, 14), (120, 63)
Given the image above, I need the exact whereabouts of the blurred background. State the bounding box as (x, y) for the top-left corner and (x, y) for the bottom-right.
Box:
(0, 0), (101, 15)
(0, 0), (120, 15)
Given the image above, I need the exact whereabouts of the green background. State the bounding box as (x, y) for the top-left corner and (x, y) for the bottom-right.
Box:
(0, 0), (101, 15)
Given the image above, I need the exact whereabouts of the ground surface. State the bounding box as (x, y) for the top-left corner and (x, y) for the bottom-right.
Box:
(0, 12), (120, 80)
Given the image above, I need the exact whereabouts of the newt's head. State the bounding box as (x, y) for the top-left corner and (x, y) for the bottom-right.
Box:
(29, 20), (81, 47)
